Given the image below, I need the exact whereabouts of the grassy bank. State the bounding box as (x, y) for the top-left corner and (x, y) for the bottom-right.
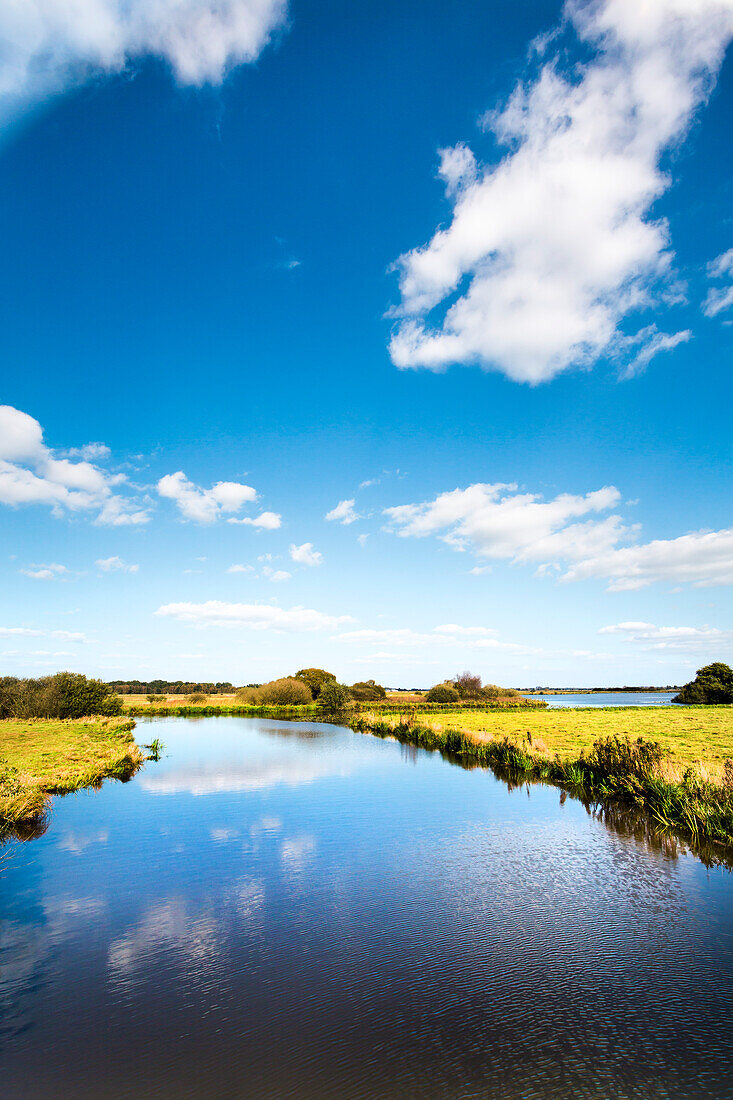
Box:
(125, 699), (544, 718)
(350, 709), (733, 861)
(0, 716), (144, 838)
(440, 706), (733, 776)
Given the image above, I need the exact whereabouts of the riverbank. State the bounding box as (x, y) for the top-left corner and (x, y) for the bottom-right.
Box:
(0, 716), (144, 838)
(125, 698), (545, 717)
(350, 708), (733, 859)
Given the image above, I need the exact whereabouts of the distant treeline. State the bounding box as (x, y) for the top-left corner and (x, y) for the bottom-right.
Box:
(109, 680), (235, 695)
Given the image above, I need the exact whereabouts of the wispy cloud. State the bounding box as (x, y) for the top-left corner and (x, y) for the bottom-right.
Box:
(599, 621), (731, 651)
(156, 601), (353, 631)
(0, 0), (288, 123)
(389, 0), (733, 383)
(703, 247), (733, 317)
(20, 562), (71, 581)
(96, 556), (139, 573)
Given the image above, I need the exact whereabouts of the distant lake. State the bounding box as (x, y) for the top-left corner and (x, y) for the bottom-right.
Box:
(1, 716), (731, 1099)
(523, 691), (677, 707)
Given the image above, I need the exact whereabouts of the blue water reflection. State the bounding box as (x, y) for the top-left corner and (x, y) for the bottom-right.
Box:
(1, 717), (731, 1099)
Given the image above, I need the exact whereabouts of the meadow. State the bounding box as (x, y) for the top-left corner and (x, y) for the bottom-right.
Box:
(0, 717), (144, 836)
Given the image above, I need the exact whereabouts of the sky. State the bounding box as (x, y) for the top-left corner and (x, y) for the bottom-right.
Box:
(0, 0), (732, 688)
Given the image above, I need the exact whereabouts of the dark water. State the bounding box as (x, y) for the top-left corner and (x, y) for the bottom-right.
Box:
(1, 717), (732, 1100)
(524, 691), (677, 707)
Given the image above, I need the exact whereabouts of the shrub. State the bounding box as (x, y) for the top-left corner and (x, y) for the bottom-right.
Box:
(425, 683), (460, 703)
(350, 679), (387, 701)
(259, 678), (314, 705)
(146, 693), (166, 703)
(0, 673), (122, 719)
(481, 683), (522, 701)
(454, 671), (483, 699)
(318, 681), (352, 710)
(293, 668), (336, 699)
(235, 686), (263, 705)
(673, 663), (733, 705)
(188, 692), (208, 704)
(588, 736), (665, 782)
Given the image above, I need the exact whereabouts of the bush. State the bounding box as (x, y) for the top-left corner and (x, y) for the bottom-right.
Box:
(454, 671), (483, 699)
(147, 693), (166, 703)
(318, 681), (352, 710)
(235, 686), (263, 705)
(481, 683), (522, 701)
(674, 663), (733, 705)
(588, 736), (665, 781)
(425, 683), (460, 703)
(259, 678), (314, 705)
(293, 668), (336, 699)
(350, 679), (387, 701)
(0, 673), (122, 719)
(187, 692), (208, 704)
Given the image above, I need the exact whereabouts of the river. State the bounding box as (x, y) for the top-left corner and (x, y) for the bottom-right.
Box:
(1, 716), (732, 1099)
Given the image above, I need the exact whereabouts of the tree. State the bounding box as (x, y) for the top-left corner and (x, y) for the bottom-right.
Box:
(318, 681), (352, 710)
(350, 679), (387, 701)
(454, 671), (483, 699)
(426, 683), (460, 703)
(294, 668), (336, 699)
(673, 663), (733, 705)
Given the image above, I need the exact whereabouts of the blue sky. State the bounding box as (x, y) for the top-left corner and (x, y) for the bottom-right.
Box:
(0, 0), (732, 687)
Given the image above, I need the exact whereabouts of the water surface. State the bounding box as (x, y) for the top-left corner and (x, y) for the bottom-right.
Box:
(1, 716), (732, 1099)
(523, 691), (677, 707)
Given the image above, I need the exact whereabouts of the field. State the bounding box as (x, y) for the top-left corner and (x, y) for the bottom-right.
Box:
(441, 706), (733, 777)
(0, 717), (144, 835)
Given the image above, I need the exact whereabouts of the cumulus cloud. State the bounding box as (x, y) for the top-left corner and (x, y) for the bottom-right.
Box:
(599, 620), (731, 650)
(262, 566), (291, 582)
(155, 600), (353, 630)
(0, 405), (149, 525)
(289, 542), (323, 566)
(157, 470), (258, 523)
(563, 527), (733, 589)
(96, 555), (139, 573)
(325, 499), (360, 525)
(227, 563), (254, 574)
(384, 482), (625, 563)
(703, 247), (733, 317)
(0, 0), (288, 123)
(389, 0), (733, 383)
(384, 482), (733, 591)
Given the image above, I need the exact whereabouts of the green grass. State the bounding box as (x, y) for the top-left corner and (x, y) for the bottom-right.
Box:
(437, 706), (733, 777)
(0, 716), (144, 837)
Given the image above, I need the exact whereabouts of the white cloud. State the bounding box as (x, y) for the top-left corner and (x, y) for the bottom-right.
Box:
(0, 0), (288, 122)
(599, 621), (731, 650)
(325, 499), (360, 525)
(157, 470), (257, 523)
(20, 562), (70, 580)
(389, 0), (733, 383)
(619, 325), (692, 379)
(384, 481), (733, 591)
(63, 443), (111, 461)
(262, 567), (291, 582)
(227, 510), (282, 529)
(563, 528), (733, 590)
(155, 600), (353, 631)
(96, 556), (139, 573)
(384, 482), (625, 563)
(357, 533), (369, 547)
(334, 624), (524, 652)
(289, 542), (322, 566)
(227, 563), (254, 574)
(703, 247), (733, 316)
(0, 626), (85, 640)
(0, 406), (149, 525)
